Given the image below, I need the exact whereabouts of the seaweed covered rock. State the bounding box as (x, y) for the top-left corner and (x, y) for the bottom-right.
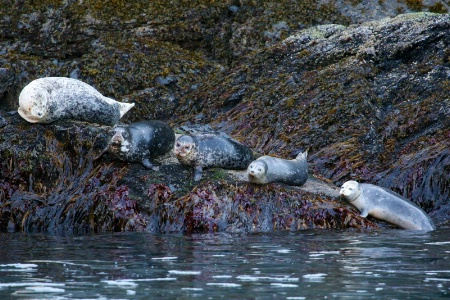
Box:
(0, 112), (377, 233)
(145, 181), (377, 234)
(1, 2), (449, 233)
(174, 13), (450, 225)
(0, 112), (148, 233)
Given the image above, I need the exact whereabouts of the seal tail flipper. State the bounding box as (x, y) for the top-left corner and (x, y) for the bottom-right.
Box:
(118, 102), (135, 118)
(295, 150), (308, 161)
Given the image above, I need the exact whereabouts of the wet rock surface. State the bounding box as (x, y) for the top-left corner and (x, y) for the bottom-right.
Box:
(0, 1), (449, 233)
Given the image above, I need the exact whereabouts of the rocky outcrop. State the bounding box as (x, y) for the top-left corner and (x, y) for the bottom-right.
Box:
(175, 12), (450, 226)
(1, 2), (448, 233)
(0, 113), (376, 233)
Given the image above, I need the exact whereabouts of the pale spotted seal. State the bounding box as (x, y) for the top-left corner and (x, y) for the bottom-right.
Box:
(247, 151), (308, 186)
(96, 120), (175, 171)
(174, 133), (253, 181)
(18, 77), (134, 125)
(340, 180), (435, 231)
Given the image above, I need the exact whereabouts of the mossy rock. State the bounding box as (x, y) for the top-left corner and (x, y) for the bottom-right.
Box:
(172, 13), (450, 215)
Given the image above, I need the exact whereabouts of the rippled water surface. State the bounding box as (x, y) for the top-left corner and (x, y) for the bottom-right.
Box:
(0, 229), (449, 299)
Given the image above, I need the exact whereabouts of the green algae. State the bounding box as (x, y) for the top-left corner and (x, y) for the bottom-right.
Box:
(429, 2), (448, 13)
(405, 0), (423, 11)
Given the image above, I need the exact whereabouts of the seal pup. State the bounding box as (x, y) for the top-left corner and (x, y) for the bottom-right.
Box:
(340, 180), (435, 231)
(247, 151), (308, 186)
(18, 77), (134, 125)
(96, 120), (175, 171)
(174, 133), (253, 181)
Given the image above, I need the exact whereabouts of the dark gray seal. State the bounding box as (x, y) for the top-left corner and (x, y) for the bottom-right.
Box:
(174, 133), (253, 181)
(340, 180), (435, 231)
(247, 151), (308, 186)
(96, 120), (175, 171)
(18, 77), (134, 125)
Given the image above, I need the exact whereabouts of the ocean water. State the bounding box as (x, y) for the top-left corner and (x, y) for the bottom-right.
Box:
(0, 228), (448, 299)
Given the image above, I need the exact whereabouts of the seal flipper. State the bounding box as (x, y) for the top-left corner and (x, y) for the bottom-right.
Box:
(360, 210), (369, 218)
(295, 150), (308, 161)
(142, 158), (159, 171)
(193, 166), (203, 181)
(118, 102), (135, 118)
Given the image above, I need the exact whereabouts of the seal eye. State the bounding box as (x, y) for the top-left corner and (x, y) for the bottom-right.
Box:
(176, 142), (180, 147)
(258, 168), (262, 172)
(185, 146), (190, 150)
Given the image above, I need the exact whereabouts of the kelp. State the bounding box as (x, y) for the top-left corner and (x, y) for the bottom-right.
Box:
(13, 152), (147, 233)
(376, 142), (450, 212)
(0, 120), (147, 233)
(145, 181), (377, 234)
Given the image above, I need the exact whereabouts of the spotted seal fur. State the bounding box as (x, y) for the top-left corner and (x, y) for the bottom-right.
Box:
(96, 120), (175, 171)
(174, 132), (253, 181)
(18, 77), (134, 125)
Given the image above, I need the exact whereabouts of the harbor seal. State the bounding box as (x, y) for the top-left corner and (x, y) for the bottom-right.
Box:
(339, 180), (435, 231)
(18, 77), (134, 125)
(247, 151), (308, 186)
(96, 120), (175, 171)
(174, 132), (253, 181)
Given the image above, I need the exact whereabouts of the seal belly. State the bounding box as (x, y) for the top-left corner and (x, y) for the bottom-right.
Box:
(370, 206), (432, 230)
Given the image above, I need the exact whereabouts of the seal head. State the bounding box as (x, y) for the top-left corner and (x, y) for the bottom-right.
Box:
(339, 180), (362, 202)
(173, 135), (197, 166)
(18, 84), (48, 123)
(109, 127), (131, 154)
(247, 160), (269, 184)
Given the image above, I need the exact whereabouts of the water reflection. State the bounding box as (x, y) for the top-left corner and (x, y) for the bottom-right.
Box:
(0, 229), (448, 299)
